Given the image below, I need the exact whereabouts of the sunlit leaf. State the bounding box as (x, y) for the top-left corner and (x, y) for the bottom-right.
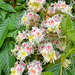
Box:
(0, 0), (16, 12)
(0, 40), (15, 75)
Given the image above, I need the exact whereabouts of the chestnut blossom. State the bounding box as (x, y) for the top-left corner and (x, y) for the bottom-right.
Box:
(39, 42), (56, 63)
(62, 59), (71, 68)
(28, 27), (46, 45)
(27, 60), (42, 75)
(28, 0), (46, 12)
(21, 12), (40, 29)
(10, 0), (73, 74)
(47, 1), (72, 16)
(49, 37), (66, 51)
(16, 31), (28, 43)
(11, 43), (34, 61)
(10, 61), (26, 75)
(41, 15), (62, 35)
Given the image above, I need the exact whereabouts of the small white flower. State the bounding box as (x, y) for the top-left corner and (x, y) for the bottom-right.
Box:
(28, 27), (45, 45)
(41, 15), (62, 35)
(62, 59), (71, 69)
(47, 1), (72, 16)
(28, 0), (46, 12)
(21, 12), (40, 29)
(27, 60), (42, 75)
(10, 61), (26, 75)
(39, 42), (56, 63)
(11, 42), (34, 61)
(49, 37), (66, 51)
(16, 31), (28, 43)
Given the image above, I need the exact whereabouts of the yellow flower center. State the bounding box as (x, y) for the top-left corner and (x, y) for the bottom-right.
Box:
(23, 17), (26, 21)
(56, 24), (59, 29)
(47, 59), (49, 62)
(48, 54), (51, 57)
(51, 52), (54, 56)
(69, 7), (71, 12)
(11, 70), (16, 74)
(17, 38), (21, 42)
(29, 36), (33, 39)
(17, 55), (21, 60)
(48, 52), (54, 57)
(29, 0), (33, 5)
(32, 2), (40, 8)
(21, 51), (26, 56)
(47, 27), (52, 31)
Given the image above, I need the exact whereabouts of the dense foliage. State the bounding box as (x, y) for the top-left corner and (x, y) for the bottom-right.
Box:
(0, 0), (75, 75)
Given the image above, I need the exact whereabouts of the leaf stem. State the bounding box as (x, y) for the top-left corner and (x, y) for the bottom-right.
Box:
(60, 59), (63, 75)
(61, 47), (75, 60)
(25, 60), (28, 64)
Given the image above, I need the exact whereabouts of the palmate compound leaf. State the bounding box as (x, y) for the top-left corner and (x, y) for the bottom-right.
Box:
(7, 25), (25, 38)
(46, 63), (60, 75)
(0, 0), (16, 12)
(0, 9), (7, 21)
(61, 15), (75, 41)
(0, 18), (9, 47)
(7, 11), (26, 38)
(0, 11), (26, 47)
(7, 10), (25, 31)
(0, 40), (15, 75)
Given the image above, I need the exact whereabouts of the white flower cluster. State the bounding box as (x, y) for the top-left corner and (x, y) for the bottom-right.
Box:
(21, 12), (40, 28)
(27, 60), (42, 75)
(10, 0), (72, 75)
(47, 1), (72, 16)
(16, 31), (28, 43)
(28, 27), (45, 45)
(10, 61), (26, 75)
(39, 42), (56, 63)
(28, 0), (46, 12)
(11, 42), (34, 61)
(41, 14), (62, 35)
(49, 37), (66, 51)
(16, 27), (45, 45)
(62, 59), (71, 68)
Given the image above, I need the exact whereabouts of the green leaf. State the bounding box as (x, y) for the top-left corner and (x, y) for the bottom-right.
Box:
(42, 71), (55, 75)
(72, 17), (75, 23)
(0, 19), (3, 24)
(17, 0), (25, 2)
(8, 11), (25, 31)
(46, 0), (51, 3)
(7, 11), (26, 38)
(61, 16), (67, 34)
(0, 40), (15, 75)
(66, 15), (75, 41)
(61, 15), (75, 41)
(62, 53), (75, 75)
(0, 0), (16, 12)
(0, 66), (1, 75)
(46, 63), (60, 75)
(7, 30), (18, 38)
(7, 25), (25, 38)
(73, 5), (75, 11)
(0, 9), (7, 21)
(0, 18), (9, 47)
(8, 15), (18, 31)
